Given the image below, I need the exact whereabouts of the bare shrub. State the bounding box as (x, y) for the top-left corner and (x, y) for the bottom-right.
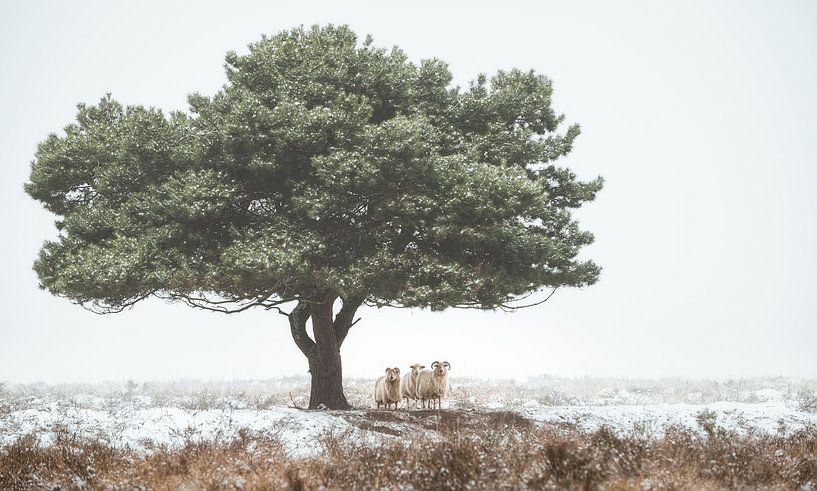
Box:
(798, 388), (817, 413)
(4, 412), (814, 489)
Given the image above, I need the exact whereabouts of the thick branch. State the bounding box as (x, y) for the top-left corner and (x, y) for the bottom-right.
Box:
(288, 300), (315, 357)
(334, 294), (365, 347)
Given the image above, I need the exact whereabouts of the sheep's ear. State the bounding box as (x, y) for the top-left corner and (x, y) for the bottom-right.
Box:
(385, 368), (390, 373)
(420, 365), (426, 369)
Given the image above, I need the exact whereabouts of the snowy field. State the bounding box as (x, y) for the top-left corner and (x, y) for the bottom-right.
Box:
(2, 377), (816, 458)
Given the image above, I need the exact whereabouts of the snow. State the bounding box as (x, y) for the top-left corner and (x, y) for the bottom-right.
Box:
(519, 401), (817, 436)
(0, 402), (354, 457)
(1, 378), (815, 455)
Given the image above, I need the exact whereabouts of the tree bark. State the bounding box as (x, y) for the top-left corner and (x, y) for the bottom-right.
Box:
(288, 300), (314, 357)
(287, 295), (364, 410)
(334, 294), (364, 347)
(306, 294), (350, 409)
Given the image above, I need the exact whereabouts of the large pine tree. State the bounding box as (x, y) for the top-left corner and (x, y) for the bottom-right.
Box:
(25, 25), (602, 409)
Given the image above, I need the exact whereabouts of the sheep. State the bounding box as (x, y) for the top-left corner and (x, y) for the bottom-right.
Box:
(415, 361), (450, 410)
(374, 367), (401, 410)
(400, 363), (425, 409)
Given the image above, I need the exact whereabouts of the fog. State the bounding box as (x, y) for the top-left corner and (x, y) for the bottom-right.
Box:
(1, 0), (815, 383)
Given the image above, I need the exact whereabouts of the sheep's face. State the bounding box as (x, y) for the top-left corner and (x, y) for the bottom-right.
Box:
(410, 364), (425, 378)
(385, 367), (400, 382)
(431, 361), (450, 376)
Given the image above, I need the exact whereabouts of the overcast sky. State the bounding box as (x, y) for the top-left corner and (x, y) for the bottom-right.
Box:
(1, 1), (815, 384)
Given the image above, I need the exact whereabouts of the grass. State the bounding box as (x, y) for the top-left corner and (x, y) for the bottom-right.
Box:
(1, 410), (815, 490)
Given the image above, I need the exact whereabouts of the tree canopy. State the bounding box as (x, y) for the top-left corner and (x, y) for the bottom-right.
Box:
(26, 24), (602, 316)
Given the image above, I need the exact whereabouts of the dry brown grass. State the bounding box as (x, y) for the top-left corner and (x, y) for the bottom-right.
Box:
(2, 410), (815, 490)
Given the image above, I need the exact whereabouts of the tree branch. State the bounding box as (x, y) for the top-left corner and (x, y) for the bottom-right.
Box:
(155, 292), (298, 315)
(498, 287), (558, 311)
(363, 288), (559, 312)
(288, 300), (315, 357)
(334, 294), (365, 347)
(78, 292), (153, 315)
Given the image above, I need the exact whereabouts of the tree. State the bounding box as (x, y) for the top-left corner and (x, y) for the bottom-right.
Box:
(25, 25), (603, 409)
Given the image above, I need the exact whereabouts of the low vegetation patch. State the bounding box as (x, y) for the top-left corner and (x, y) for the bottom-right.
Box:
(2, 411), (815, 489)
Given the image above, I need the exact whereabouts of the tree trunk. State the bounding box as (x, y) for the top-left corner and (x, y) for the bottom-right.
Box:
(287, 295), (364, 410)
(306, 295), (351, 409)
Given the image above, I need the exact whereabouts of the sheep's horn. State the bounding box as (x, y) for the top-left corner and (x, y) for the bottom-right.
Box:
(431, 361), (439, 369)
(394, 367), (400, 373)
(385, 368), (391, 373)
(443, 361), (451, 369)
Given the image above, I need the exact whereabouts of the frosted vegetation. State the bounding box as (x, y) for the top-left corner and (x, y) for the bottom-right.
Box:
(2, 377), (816, 456)
(3, 377), (817, 488)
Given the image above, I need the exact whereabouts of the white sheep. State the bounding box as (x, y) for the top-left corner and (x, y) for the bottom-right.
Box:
(416, 361), (450, 410)
(374, 367), (401, 410)
(400, 363), (425, 409)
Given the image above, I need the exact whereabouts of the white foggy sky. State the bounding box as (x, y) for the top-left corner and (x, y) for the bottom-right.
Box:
(1, 1), (815, 384)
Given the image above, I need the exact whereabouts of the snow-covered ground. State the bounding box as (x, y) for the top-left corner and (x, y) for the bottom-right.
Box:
(2, 377), (815, 458)
(518, 401), (817, 436)
(1, 403), (348, 457)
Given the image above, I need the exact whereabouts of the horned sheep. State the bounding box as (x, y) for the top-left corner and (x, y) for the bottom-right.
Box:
(416, 361), (450, 410)
(374, 367), (401, 410)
